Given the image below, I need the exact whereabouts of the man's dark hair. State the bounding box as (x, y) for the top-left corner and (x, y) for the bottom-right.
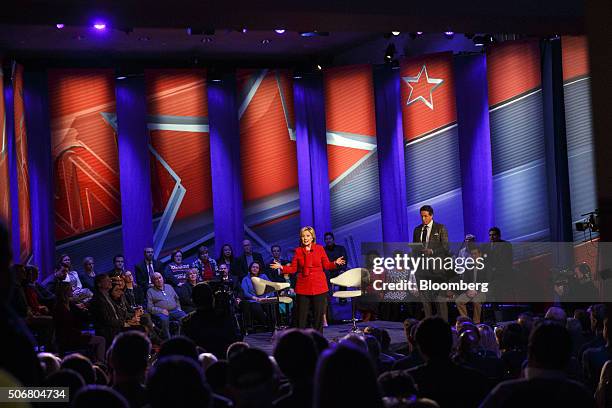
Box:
(229, 348), (275, 389)
(591, 304), (607, 332)
(380, 329), (392, 351)
(271, 244), (281, 252)
(305, 328), (329, 355)
(73, 385), (128, 408)
(419, 205), (434, 216)
(94, 273), (109, 288)
(146, 356), (211, 408)
(501, 322), (526, 350)
(467, 243), (482, 254)
(377, 370), (417, 398)
(415, 317), (452, 360)
(324, 232), (334, 239)
(528, 321), (572, 370)
(109, 331), (151, 377)
(489, 226), (501, 235)
(205, 360), (229, 394)
(273, 329), (318, 382)
(112, 254), (124, 264)
(61, 353), (96, 385)
(171, 249), (183, 262)
(158, 336), (198, 361)
(198, 246), (208, 256)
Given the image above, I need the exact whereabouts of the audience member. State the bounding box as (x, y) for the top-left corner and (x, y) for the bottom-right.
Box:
(579, 304), (607, 360)
(273, 329), (318, 408)
(378, 370), (418, 404)
(267, 244), (290, 283)
(90, 274), (124, 346)
(79, 257), (98, 292)
(393, 320), (424, 370)
(38, 352), (61, 377)
(43, 369), (86, 404)
(206, 360), (231, 398)
(134, 247), (164, 294)
(217, 244), (239, 280)
(595, 360), (612, 408)
(146, 272), (186, 340)
(480, 321), (594, 407)
(237, 239), (265, 281)
(314, 344), (383, 408)
(305, 328), (330, 356)
(158, 336), (198, 361)
(27, 264), (55, 307)
(192, 245), (218, 281)
(62, 353), (96, 385)
(477, 324), (501, 358)
(227, 341), (251, 360)
(583, 317), (612, 390)
(110, 280), (143, 329)
(59, 254), (94, 302)
(73, 385), (129, 408)
(147, 356), (212, 408)
(164, 249), (192, 287)
(177, 268), (198, 314)
(108, 331), (151, 408)
(53, 282), (106, 362)
(229, 348), (278, 408)
(199, 352), (218, 371)
(108, 254), (128, 279)
(122, 270), (144, 307)
(455, 245), (489, 324)
(499, 322), (527, 379)
(452, 329), (504, 383)
(407, 317), (490, 408)
(567, 317), (589, 358)
(364, 334), (395, 373)
(545, 306), (567, 325)
(182, 282), (242, 358)
(240, 261), (272, 330)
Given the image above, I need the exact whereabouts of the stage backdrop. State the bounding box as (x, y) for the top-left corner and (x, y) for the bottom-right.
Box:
(145, 69), (213, 262)
(487, 40), (550, 241)
(237, 69), (299, 258)
(48, 69), (122, 271)
(401, 52), (465, 242)
(324, 64), (380, 264)
(14, 64), (33, 263)
(0, 61), (9, 225)
(561, 36), (598, 243)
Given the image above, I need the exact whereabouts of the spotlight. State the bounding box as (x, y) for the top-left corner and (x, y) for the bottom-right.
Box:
(316, 63), (323, 71)
(93, 22), (107, 30)
(391, 31), (400, 36)
(261, 39), (271, 44)
(241, 28), (248, 33)
(299, 31), (329, 37)
(275, 29), (286, 34)
(384, 43), (396, 63)
(56, 23), (65, 29)
(416, 31), (423, 35)
(444, 31), (454, 39)
(116, 76), (127, 80)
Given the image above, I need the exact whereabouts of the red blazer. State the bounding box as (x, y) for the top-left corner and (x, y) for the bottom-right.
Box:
(283, 244), (338, 295)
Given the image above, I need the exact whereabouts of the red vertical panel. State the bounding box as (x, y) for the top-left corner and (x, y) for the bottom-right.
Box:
(0, 60), (9, 224)
(562, 36), (590, 81)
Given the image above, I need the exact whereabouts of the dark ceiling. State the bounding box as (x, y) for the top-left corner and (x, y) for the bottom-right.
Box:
(0, 0), (585, 63)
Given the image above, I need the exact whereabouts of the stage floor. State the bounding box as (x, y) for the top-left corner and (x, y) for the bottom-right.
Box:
(243, 320), (405, 355)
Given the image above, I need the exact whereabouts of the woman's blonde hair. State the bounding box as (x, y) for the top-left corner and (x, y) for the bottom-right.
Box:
(299, 226), (317, 245)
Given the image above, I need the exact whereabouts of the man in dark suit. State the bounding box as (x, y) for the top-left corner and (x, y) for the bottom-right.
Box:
(412, 205), (450, 321)
(236, 239), (265, 281)
(134, 247), (164, 304)
(482, 226), (513, 305)
(267, 244), (290, 283)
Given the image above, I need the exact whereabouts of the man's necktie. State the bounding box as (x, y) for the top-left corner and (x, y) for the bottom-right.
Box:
(421, 225), (428, 244)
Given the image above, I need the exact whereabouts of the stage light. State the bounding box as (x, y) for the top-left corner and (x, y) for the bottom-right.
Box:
(116, 76), (127, 80)
(444, 31), (454, 39)
(261, 39), (271, 44)
(391, 31), (400, 36)
(473, 34), (495, 47)
(316, 64), (322, 71)
(275, 29), (286, 34)
(201, 37), (213, 43)
(56, 23), (65, 29)
(241, 28), (248, 33)
(416, 31), (423, 35)
(300, 31), (329, 37)
(93, 22), (107, 30)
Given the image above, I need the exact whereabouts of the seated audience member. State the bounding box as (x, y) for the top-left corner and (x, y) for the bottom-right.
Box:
(574, 309), (592, 335)
(455, 245), (489, 324)
(177, 268), (198, 314)
(364, 334), (395, 374)
(62, 353), (96, 385)
(227, 341), (250, 360)
(146, 356), (211, 408)
(134, 247), (164, 294)
(267, 244), (290, 283)
(79, 257), (98, 293)
(380, 328), (405, 360)
(499, 322), (528, 379)
(108, 331), (151, 408)
(305, 328), (330, 355)
(315, 343), (383, 408)
(407, 317), (490, 408)
(182, 283), (242, 359)
(146, 272), (186, 340)
(545, 306), (567, 325)
(237, 239), (266, 281)
(240, 261), (273, 330)
(579, 304), (607, 360)
(206, 361), (231, 399)
(73, 385), (129, 408)
(478, 324), (501, 358)
(164, 249), (191, 287)
(567, 317), (589, 358)
(53, 282), (106, 362)
(199, 352), (218, 371)
(596, 360), (612, 408)
(393, 320), (425, 370)
(583, 317), (612, 391)
(517, 312), (534, 338)
(217, 244), (239, 281)
(377, 370), (418, 405)
(228, 348), (278, 408)
(38, 352), (61, 378)
(480, 321), (594, 407)
(94, 366), (109, 385)
(364, 326), (401, 363)
(25, 265), (54, 312)
(109, 281), (144, 329)
(192, 246), (218, 281)
(397, 318), (420, 356)
(108, 254), (128, 279)
(157, 336), (199, 361)
(43, 369), (86, 404)
(89, 274), (124, 346)
(59, 254), (93, 302)
(121, 270), (144, 307)
(273, 329), (318, 408)
(452, 329), (504, 383)
(43, 265), (71, 298)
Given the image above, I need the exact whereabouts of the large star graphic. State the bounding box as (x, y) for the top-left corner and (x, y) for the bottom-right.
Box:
(402, 64), (444, 110)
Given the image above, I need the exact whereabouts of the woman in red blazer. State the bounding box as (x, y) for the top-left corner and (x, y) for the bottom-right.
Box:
(270, 226), (345, 331)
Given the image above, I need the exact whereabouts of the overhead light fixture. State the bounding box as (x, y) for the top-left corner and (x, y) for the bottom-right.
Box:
(56, 23), (65, 29)
(299, 31), (329, 37)
(444, 31), (455, 39)
(116, 76), (127, 80)
(416, 31), (424, 35)
(275, 29), (286, 34)
(93, 22), (107, 30)
(316, 64), (323, 71)
(241, 28), (248, 33)
(391, 31), (400, 36)
(261, 39), (271, 44)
